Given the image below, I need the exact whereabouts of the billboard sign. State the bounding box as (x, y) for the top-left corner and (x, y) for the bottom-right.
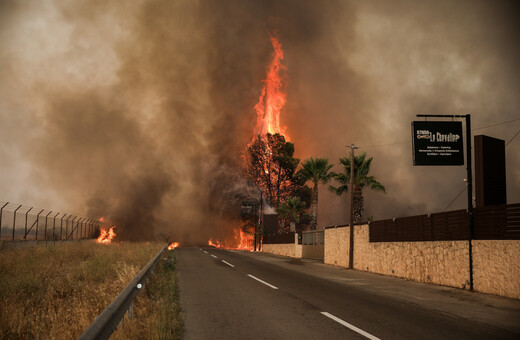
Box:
(412, 121), (464, 166)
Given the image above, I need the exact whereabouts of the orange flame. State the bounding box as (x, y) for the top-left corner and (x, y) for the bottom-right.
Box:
(96, 226), (116, 244)
(254, 33), (288, 138)
(99, 216), (104, 222)
(208, 227), (254, 251)
(168, 242), (180, 250)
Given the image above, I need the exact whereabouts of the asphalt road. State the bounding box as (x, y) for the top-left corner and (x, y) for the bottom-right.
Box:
(176, 247), (520, 340)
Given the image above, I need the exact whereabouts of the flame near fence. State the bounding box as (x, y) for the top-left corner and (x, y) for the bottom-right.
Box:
(0, 201), (101, 242)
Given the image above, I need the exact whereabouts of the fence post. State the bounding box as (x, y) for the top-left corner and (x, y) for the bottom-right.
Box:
(44, 211), (52, 242)
(69, 216), (77, 239)
(12, 204), (22, 240)
(60, 214), (67, 240)
(78, 217), (85, 239)
(66, 215), (73, 239)
(0, 202), (9, 240)
(34, 209), (44, 241)
(24, 207), (33, 239)
(52, 212), (59, 240)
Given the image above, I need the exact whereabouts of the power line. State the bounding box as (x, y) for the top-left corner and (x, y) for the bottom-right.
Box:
(472, 118), (520, 131)
(506, 128), (520, 147)
(444, 123), (518, 211)
(444, 186), (466, 211)
(360, 118), (520, 149)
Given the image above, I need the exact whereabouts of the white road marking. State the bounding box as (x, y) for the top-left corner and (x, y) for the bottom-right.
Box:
(203, 251), (208, 254)
(211, 254), (218, 259)
(321, 312), (381, 340)
(247, 274), (278, 290)
(222, 260), (235, 267)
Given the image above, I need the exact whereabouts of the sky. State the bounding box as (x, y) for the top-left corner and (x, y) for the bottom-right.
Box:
(1, 0), (519, 242)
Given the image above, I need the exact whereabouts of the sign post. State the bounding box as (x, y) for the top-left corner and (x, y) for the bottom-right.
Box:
(414, 114), (473, 290)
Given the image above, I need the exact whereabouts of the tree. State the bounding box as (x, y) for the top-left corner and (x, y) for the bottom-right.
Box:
(276, 196), (306, 231)
(244, 133), (300, 208)
(297, 157), (334, 230)
(329, 152), (386, 223)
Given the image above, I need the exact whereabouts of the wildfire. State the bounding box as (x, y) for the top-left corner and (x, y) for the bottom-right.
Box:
(96, 226), (116, 244)
(254, 33), (288, 138)
(99, 216), (104, 222)
(208, 227), (254, 251)
(168, 242), (180, 250)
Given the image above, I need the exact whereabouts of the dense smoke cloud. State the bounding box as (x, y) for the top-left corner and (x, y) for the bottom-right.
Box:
(1, 0), (519, 241)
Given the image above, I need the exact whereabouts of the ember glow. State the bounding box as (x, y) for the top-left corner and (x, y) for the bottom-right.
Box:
(254, 33), (288, 138)
(168, 242), (180, 250)
(208, 227), (254, 251)
(96, 226), (116, 244)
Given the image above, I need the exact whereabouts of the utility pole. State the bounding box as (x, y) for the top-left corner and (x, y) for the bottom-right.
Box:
(347, 144), (358, 269)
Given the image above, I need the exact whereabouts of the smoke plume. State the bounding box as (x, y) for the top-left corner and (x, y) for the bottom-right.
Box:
(1, 0), (519, 241)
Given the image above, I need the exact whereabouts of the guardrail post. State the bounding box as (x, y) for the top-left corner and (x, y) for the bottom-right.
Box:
(12, 204), (22, 240)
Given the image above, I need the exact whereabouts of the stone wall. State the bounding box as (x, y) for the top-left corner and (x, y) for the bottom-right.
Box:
(324, 225), (520, 299)
(324, 227), (350, 267)
(262, 243), (302, 258)
(473, 240), (520, 299)
(352, 226), (470, 289)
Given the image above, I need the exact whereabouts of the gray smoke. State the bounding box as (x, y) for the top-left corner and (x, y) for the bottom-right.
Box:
(1, 0), (519, 241)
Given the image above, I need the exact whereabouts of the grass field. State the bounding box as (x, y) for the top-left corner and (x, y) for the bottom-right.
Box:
(0, 240), (183, 339)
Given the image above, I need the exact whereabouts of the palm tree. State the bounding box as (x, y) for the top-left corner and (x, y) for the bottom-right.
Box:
(276, 196), (306, 231)
(329, 152), (386, 223)
(298, 157), (334, 230)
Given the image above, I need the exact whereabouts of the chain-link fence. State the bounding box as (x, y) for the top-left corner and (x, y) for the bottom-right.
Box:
(0, 201), (101, 242)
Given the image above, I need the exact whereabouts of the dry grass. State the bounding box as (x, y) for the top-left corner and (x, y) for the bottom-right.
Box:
(0, 240), (163, 339)
(111, 249), (183, 340)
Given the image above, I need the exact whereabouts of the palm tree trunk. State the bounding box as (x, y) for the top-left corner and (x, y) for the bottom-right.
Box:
(311, 182), (318, 230)
(353, 185), (363, 223)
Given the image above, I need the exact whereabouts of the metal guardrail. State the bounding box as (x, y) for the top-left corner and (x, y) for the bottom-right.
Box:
(78, 244), (168, 340)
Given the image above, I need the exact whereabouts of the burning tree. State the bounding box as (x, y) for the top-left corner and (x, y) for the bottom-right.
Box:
(245, 133), (300, 208)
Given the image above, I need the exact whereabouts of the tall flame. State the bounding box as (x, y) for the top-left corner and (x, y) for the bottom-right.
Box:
(254, 33), (288, 138)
